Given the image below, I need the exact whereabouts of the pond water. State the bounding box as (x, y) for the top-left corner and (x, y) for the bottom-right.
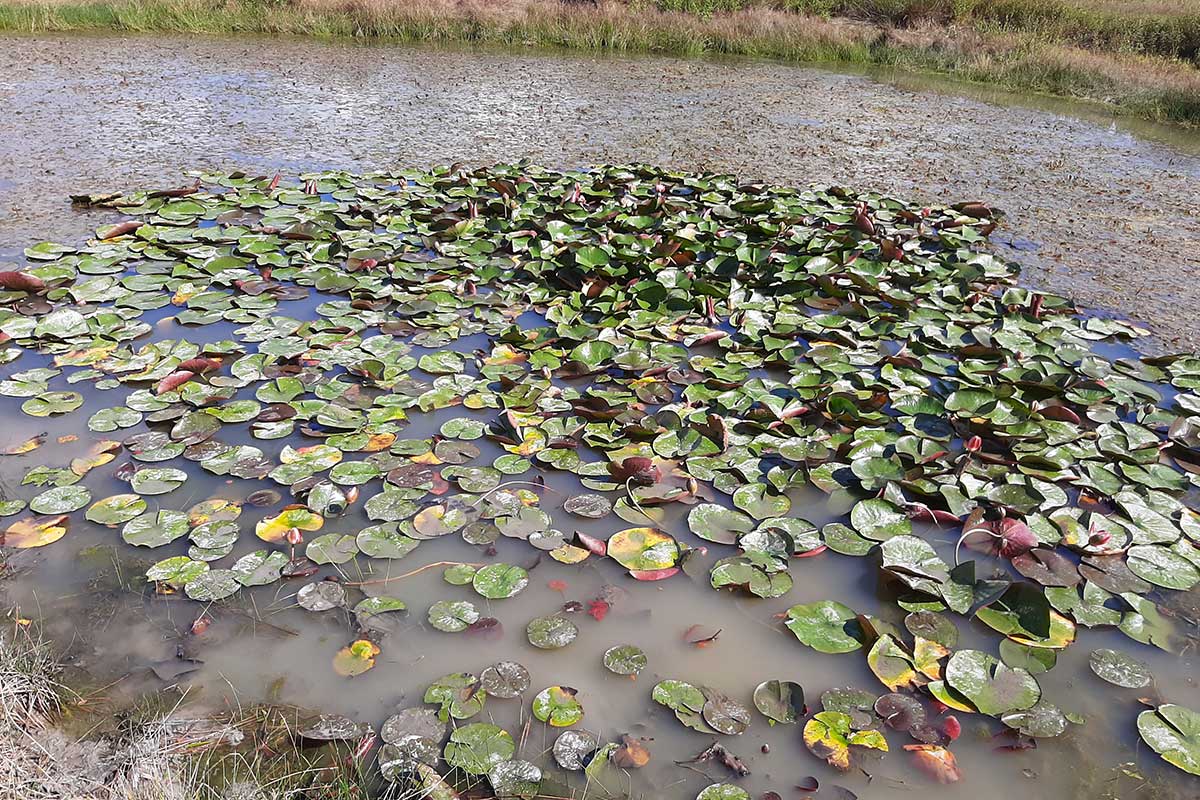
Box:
(0, 161), (1197, 800)
(1, 33), (1199, 800)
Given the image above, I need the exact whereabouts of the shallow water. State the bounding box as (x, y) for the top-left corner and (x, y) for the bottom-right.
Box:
(0, 275), (1196, 800)
(0, 34), (1198, 800)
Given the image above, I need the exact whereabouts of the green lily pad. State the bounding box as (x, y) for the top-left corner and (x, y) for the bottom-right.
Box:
(30, 485), (91, 514)
(428, 600), (480, 633)
(526, 615), (577, 649)
(532, 686), (583, 727)
(785, 601), (865, 654)
(1137, 704), (1200, 776)
(472, 563), (529, 599)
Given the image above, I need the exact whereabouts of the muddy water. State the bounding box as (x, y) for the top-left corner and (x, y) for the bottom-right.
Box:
(0, 282), (1196, 800)
(1, 33), (1200, 349)
(0, 31), (1198, 800)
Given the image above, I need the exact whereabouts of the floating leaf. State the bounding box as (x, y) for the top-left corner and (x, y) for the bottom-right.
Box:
(472, 563), (529, 599)
(603, 644), (647, 676)
(1088, 648), (1152, 688)
(428, 600), (480, 633)
(1137, 704), (1200, 776)
(532, 686), (583, 727)
(802, 711), (888, 771)
(146, 556), (209, 588)
(29, 485), (91, 514)
(481, 661), (531, 699)
(607, 527), (680, 571)
(945, 649), (1040, 717)
(526, 615), (578, 649)
(334, 639), (380, 677)
(785, 601), (865, 654)
(444, 723), (514, 775)
(753, 680), (804, 725)
(183, 569), (240, 602)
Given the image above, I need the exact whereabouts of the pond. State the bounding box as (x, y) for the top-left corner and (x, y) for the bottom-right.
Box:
(0, 162), (1197, 800)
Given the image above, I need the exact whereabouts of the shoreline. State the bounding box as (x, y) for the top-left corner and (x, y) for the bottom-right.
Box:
(0, 0), (1198, 126)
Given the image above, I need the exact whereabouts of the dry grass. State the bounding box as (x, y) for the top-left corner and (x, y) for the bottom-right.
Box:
(0, 0), (1197, 118)
(0, 612), (368, 800)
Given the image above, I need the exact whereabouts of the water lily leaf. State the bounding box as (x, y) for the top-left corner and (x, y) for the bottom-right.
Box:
(425, 672), (487, 721)
(1118, 592), (1176, 652)
(1126, 544), (1200, 590)
(850, 499), (912, 541)
(480, 661), (531, 699)
(256, 505), (323, 542)
(0, 500), (27, 517)
(489, 759), (541, 799)
(2, 515), (69, 548)
(22, 391), (83, 417)
(305, 533), (359, 565)
(803, 710), (888, 771)
(526, 615), (577, 649)
(428, 600), (480, 633)
(696, 784), (750, 800)
(354, 596), (408, 632)
(563, 493), (612, 519)
(603, 644), (647, 676)
(732, 485), (790, 520)
(88, 406), (142, 432)
(129, 467), (187, 495)
(30, 485), (91, 514)
(334, 639), (380, 677)
(702, 691), (752, 735)
(785, 601), (865, 654)
(1001, 701), (1068, 738)
(356, 523), (419, 559)
(472, 563), (529, 599)
(945, 649), (1040, 717)
(183, 569), (240, 601)
(123, 510), (189, 547)
(867, 634), (919, 692)
(231, 550), (288, 586)
(146, 556), (209, 588)
(608, 527), (680, 571)
(753, 680), (804, 724)
(297, 580), (347, 612)
(1137, 704), (1200, 776)
(820, 687), (878, 729)
(553, 729), (599, 770)
(688, 503), (755, 545)
(532, 686), (583, 727)
(444, 723), (513, 775)
(1088, 648), (1152, 688)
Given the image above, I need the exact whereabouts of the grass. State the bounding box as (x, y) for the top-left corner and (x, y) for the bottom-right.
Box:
(0, 609), (372, 800)
(0, 0), (1198, 124)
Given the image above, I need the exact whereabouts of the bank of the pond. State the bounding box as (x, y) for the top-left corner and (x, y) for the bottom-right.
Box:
(1, 0), (1199, 126)
(0, 609), (371, 800)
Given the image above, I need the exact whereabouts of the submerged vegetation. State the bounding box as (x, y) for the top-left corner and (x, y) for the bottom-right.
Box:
(0, 0), (1199, 125)
(0, 163), (1198, 797)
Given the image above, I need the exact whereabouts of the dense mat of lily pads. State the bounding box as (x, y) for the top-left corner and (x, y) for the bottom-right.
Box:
(0, 164), (1198, 797)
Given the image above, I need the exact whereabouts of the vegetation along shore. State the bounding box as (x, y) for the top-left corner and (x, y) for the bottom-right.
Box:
(0, 0), (1198, 126)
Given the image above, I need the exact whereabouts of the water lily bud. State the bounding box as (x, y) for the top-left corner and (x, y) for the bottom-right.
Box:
(965, 435), (982, 453)
(1089, 530), (1111, 547)
(285, 527), (303, 546)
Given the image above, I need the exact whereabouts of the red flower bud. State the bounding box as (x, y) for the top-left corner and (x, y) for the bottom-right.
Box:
(285, 527), (303, 546)
(965, 435), (982, 453)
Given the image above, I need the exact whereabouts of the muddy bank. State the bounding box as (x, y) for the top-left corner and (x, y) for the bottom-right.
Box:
(0, 32), (1199, 349)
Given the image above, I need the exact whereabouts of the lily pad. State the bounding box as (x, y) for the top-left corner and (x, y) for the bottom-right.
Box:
(785, 601), (865, 654)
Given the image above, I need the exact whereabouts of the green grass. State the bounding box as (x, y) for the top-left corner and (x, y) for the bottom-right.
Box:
(0, 0), (1198, 125)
